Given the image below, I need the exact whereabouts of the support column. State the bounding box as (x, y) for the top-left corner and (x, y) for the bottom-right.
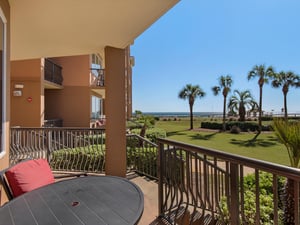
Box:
(104, 46), (126, 177)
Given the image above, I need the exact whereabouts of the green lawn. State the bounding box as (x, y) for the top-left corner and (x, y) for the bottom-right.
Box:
(155, 118), (290, 166)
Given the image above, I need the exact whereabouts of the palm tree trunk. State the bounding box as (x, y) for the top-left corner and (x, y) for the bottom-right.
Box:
(139, 124), (146, 147)
(282, 178), (296, 224)
(284, 92), (288, 122)
(189, 103), (193, 130)
(222, 96), (226, 131)
(258, 86), (263, 133)
(252, 86), (263, 141)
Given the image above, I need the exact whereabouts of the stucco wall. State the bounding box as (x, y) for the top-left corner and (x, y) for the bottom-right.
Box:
(10, 59), (43, 127)
(45, 55), (91, 127)
(45, 86), (90, 127)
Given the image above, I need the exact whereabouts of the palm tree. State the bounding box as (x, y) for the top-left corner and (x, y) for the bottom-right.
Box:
(271, 71), (300, 121)
(179, 84), (206, 130)
(247, 64), (274, 133)
(228, 90), (257, 122)
(272, 119), (300, 224)
(212, 75), (233, 131)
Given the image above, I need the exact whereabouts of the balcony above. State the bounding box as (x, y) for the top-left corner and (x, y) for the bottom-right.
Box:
(44, 59), (63, 89)
(90, 69), (105, 98)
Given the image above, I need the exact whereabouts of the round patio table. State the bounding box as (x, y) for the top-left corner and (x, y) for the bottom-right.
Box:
(0, 175), (144, 225)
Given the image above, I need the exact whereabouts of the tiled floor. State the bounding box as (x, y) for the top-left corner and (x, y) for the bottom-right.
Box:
(130, 175), (159, 225)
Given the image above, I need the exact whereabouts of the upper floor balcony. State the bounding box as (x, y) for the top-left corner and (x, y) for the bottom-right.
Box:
(90, 69), (105, 87)
(44, 59), (63, 87)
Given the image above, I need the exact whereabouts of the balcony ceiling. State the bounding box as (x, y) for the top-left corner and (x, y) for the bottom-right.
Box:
(9, 0), (179, 60)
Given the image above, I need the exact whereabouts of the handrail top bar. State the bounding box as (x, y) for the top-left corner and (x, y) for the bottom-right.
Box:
(157, 138), (300, 180)
(10, 127), (106, 131)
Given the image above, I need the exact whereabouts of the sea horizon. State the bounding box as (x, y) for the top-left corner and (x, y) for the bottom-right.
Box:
(140, 112), (223, 117)
(137, 111), (300, 118)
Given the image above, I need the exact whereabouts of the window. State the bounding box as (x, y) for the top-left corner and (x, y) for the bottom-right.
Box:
(91, 54), (102, 77)
(0, 7), (7, 156)
(91, 96), (102, 119)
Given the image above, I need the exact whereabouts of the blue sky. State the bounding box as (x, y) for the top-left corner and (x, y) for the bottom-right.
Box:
(131, 0), (300, 114)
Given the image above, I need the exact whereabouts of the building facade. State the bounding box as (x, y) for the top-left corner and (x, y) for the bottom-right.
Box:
(0, 0), (180, 204)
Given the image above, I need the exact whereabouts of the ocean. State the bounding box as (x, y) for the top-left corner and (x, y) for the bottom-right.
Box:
(141, 112), (223, 118)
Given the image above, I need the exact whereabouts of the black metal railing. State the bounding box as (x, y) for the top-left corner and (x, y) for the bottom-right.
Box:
(9, 128), (157, 178)
(44, 59), (63, 85)
(157, 138), (300, 225)
(43, 119), (63, 127)
(126, 134), (158, 179)
(10, 127), (105, 173)
(10, 128), (300, 224)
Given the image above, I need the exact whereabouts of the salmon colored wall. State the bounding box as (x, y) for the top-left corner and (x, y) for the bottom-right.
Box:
(50, 55), (90, 86)
(45, 86), (90, 127)
(0, 0), (10, 205)
(10, 59), (43, 127)
(45, 55), (91, 127)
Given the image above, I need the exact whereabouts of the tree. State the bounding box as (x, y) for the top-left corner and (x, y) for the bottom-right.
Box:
(212, 75), (233, 131)
(134, 111), (155, 138)
(228, 90), (257, 122)
(247, 64), (274, 134)
(271, 71), (300, 121)
(272, 119), (300, 224)
(178, 84), (206, 130)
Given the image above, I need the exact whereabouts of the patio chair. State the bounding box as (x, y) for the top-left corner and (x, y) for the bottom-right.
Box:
(0, 158), (55, 200)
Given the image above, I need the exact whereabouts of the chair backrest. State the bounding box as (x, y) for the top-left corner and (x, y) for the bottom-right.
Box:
(0, 168), (14, 200)
(0, 159), (55, 200)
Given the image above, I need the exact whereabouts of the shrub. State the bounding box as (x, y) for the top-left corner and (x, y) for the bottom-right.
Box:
(131, 128), (166, 143)
(230, 125), (241, 134)
(218, 172), (285, 224)
(201, 122), (223, 130)
(50, 145), (105, 172)
(201, 121), (272, 132)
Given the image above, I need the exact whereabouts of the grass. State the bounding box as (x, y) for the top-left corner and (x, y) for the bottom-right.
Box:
(155, 118), (290, 166)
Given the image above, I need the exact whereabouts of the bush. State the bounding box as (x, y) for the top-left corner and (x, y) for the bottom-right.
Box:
(131, 128), (166, 143)
(201, 121), (272, 132)
(218, 172), (285, 224)
(201, 122), (223, 130)
(230, 125), (241, 134)
(127, 147), (157, 177)
(50, 145), (105, 172)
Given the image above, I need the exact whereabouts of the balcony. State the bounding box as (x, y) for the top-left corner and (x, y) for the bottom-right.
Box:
(90, 69), (105, 98)
(90, 69), (105, 87)
(44, 58), (63, 87)
(9, 127), (300, 224)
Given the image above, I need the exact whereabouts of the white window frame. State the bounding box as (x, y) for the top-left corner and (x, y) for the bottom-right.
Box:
(0, 6), (7, 158)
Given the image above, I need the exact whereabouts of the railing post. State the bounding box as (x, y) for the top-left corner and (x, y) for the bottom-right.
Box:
(46, 130), (52, 162)
(229, 162), (239, 225)
(158, 141), (164, 215)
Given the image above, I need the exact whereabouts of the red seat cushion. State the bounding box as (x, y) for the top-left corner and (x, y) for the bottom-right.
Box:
(5, 159), (55, 197)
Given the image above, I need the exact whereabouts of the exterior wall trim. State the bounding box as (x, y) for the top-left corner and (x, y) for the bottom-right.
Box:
(0, 5), (7, 158)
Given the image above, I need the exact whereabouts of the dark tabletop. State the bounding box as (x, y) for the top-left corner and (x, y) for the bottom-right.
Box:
(0, 176), (144, 225)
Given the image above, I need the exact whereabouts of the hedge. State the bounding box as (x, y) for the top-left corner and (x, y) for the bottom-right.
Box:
(201, 121), (271, 132)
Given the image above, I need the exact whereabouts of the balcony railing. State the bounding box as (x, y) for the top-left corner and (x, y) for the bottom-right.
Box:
(90, 69), (105, 87)
(10, 128), (300, 224)
(44, 59), (63, 85)
(157, 138), (300, 225)
(126, 134), (158, 179)
(10, 127), (106, 173)
(9, 128), (157, 178)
